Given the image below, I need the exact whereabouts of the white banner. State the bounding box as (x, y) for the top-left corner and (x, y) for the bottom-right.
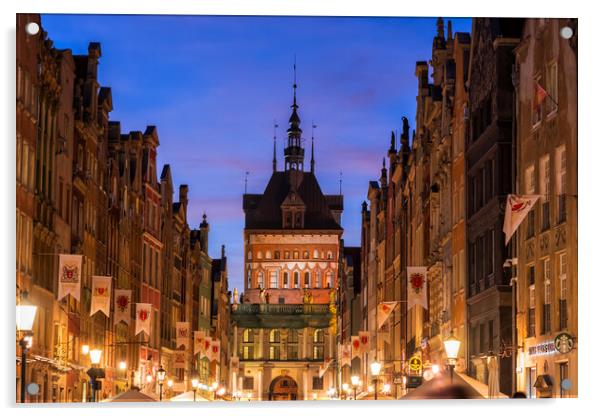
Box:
(340, 343), (351, 367)
(503, 194), (540, 245)
(351, 336), (361, 358)
(90, 276), (112, 317)
(135, 303), (152, 336)
(193, 331), (206, 355)
(407, 267), (428, 310)
(176, 322), (190, 350)
(174, 350), (186, 369)
(319, 358), (334, 378)
(200, 336), (212, 359)
(209, 340), (220, 362)
(358, 331), (370, 354)
(114, 289), (132, 325)
(231, 356), (239, 371)
(377, 301), (397, 329)
(57, 254), (83, 302)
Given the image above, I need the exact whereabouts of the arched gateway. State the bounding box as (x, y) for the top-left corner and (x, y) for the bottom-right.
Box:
(268, 375), (298, 401)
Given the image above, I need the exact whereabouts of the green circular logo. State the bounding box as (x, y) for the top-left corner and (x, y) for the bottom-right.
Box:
(554, 333), (574, 354)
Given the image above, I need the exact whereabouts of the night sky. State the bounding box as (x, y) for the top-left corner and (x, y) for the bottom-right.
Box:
(41, 14), (472, 292)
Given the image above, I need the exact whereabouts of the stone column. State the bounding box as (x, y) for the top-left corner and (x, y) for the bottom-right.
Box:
(257, 369), (263, 401)
(302, 367), (308, 400)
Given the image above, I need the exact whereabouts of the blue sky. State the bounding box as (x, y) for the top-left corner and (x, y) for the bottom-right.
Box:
(41, 14), (471, 292)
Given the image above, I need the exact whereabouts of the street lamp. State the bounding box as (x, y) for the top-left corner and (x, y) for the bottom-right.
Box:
(191, 378), (199, 402)
(327, 387), (336, 399)
(16, 299), (37, 403)
(443, 335), (461, 382)
(351, 375), (360, 400)
(81, 344), (90, 355)
(157, 365), (166, 401)
(119, 361), (127, 371)
(342, 383), (349, 400)
(370, 361), (382, 401)
(382, 383), (391, 395)
(87, 349), (104, 402)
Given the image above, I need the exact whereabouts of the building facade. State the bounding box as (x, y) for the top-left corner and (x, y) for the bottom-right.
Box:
(465, 18), (523, 395)
(16, 15), (227, 402)
(514, 18), (578, 398)
(233, 81), (343, 400)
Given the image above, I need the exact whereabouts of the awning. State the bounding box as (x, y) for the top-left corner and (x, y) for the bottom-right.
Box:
(401, 371), (484, 400)
(102, 389), (158, 402)
(456, 372), (509, 399)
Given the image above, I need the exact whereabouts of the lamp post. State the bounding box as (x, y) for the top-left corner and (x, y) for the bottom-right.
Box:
(157, 365), (166, 401)
(16, 300), (37, 403)
(211, 381), (219, 400)
(191, 378), (199, 402)
(370, 361), (382, 401)
(167, 379), (173, 399)
(351, 375), (360, 400)
(443, 335), (461, 383)
(88, 349), (103, 402)
(342, 383), (349, 400)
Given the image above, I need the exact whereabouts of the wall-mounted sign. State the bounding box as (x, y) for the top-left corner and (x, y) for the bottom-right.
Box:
(406, 376), (422, 389)
(409, 356), (422, 372)
(554, 333), (574, 354)
(528, 341), (556, 357)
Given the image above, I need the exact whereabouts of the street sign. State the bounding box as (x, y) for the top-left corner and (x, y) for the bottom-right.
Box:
(409, 356), (422, 372)
(393, 378), (403, 384)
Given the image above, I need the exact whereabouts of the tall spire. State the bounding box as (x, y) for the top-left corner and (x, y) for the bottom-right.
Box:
(284, 59), (305, 171)
(273, 121), (278, 172)
(311, 123), (316, 173)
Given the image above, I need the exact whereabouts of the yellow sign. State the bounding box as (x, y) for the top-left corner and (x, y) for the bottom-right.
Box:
(409, 356), (422, 372)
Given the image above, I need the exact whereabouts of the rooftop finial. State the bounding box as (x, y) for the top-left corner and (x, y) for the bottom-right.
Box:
(273, 121), (278, 172)
(293, 55), (297, 108)
(311, 123), (316, 173)
(437, 17), (444, 37)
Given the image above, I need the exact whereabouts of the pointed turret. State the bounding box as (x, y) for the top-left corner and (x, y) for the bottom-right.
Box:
(284, 63), (305, 172)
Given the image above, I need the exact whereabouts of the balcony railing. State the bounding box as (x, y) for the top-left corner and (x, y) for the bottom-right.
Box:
(232, 303), (330, 315)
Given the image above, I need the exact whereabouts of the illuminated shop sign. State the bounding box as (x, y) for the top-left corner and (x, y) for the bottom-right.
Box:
(528, 341), (556, 357)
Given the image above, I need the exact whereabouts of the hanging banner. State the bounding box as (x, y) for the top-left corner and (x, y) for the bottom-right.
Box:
(377, 301), (398, 329)
(209, 340), (221, 362)
(358, 331), (370, 354)
(174, 350), (186, 369)
(319, 357), (334, 378)
(351, 336), (361, 358)
(114, 289), (132, 325)
(201, 336), (213, 359)
(57, 254), (83, 302)
(176, 322), (190, 350)
(90, 276), (112, 317)
(503, 194), (540, 245)
(340, 343), (351, 367)
(407, 267), (428, 310)
(135, 303), (152, 336)
(231, 356), (239, 371)
(193, 331), (206, 355)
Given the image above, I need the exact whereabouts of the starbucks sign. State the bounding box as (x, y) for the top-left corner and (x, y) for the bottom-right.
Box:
(554, 333), (574, 354)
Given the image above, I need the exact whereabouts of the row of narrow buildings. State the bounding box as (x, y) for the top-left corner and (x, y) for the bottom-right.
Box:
(16, 14), (231, 402)
(16, 14), (578, 402)
(339, 17), (577, 398)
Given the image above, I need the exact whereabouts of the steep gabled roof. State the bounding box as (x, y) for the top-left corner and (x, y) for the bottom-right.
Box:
(243, 171), (342, 230)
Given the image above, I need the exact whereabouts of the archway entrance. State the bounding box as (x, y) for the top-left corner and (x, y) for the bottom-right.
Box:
(268, 375), (298, 401)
